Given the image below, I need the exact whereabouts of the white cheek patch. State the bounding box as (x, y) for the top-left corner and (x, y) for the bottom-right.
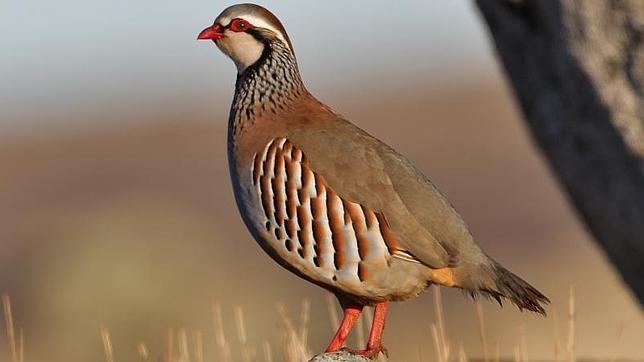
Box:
(217, 31), (265, 73)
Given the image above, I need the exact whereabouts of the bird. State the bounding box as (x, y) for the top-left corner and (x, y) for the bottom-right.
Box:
(198, 3), (548, 358)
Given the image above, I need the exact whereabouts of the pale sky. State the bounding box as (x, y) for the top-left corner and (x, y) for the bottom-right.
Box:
(2, 1), (495, 130)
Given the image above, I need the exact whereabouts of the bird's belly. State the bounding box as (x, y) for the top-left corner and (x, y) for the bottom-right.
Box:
(231, 137), (430, 302)
(244, 205), (430, 302)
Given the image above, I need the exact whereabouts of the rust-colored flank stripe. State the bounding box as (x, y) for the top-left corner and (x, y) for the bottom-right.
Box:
(284, 159), (299, 219)
(286, 217), (298, 239)
(292, 148), (303, 162)
(362, 207), (380, 260)
(310, 191), (321, 220)
(314, 174), (325, 196)
(252, 153), (262, 185)
(263, 139), (279, 176)
(357, 262), (368, 282)
(327, 190), (345, 271)
(347, 202), (368, 262)
(312, 226), (324, 267)
(272, 153), (286, 225)
(362, 205), (377, 229)
(302, 167), (314, 194)
(282, 139), (293, 155)
(285, 190), (298, 239)
(259, 140), (279, 220)
(298, 167), (314, 202)
(376, 212), (397, 255)
(342, 199), (352, 225)
(311, 192), (327, 268)
(260, 175), (272, 220)
(296, 204), (311, 257)
(284, 159), (299, 239)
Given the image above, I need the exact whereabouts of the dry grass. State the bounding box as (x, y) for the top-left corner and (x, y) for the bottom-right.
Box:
(432, 288), (450, 362)
(567, 286), (576, 362)
(2, 294), (23, 362)
(100, 326), (115, 362)
(0, 285), (629, 361)
(475, 298), (490, 362)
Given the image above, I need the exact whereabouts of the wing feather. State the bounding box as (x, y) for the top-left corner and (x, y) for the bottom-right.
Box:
(286, 119), (471, 269)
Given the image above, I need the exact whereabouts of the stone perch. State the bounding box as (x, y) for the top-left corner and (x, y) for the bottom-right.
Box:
(309, 351), (383, 362)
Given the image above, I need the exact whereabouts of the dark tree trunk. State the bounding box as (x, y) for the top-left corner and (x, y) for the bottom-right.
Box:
(475, 0), (644, 304)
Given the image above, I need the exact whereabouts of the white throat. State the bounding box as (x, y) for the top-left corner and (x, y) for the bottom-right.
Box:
(217, 31), (265, 73)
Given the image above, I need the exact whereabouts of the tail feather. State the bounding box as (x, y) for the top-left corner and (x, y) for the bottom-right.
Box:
(479, 262), (549, 315)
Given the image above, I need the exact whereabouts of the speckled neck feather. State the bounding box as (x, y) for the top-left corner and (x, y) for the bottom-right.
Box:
(229, 37), (305, 140)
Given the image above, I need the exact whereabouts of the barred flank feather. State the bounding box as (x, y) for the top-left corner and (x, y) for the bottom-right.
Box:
(480, 262), (550, 315)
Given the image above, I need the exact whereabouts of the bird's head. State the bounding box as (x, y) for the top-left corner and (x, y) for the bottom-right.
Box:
(198, 3), (294, 73)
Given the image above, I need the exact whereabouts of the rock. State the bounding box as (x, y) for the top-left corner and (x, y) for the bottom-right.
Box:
(308, 350), (381, 362)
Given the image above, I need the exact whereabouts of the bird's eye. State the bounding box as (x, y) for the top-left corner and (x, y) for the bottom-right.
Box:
(230, 18), (250, 32)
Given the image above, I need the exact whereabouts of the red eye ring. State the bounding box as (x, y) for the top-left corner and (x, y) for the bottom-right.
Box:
(229, 18), (251, 32)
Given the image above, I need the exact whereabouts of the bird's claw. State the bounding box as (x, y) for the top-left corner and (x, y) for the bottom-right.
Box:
(340, 344), (388, 359)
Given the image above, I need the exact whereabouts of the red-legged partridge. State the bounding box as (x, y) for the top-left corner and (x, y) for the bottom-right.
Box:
(198, 3), (548, 358)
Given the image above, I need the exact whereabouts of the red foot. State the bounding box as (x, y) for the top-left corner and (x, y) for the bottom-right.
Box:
(326, 305), (363, 352)
(366, 302), (388, 351)
(325, 301), (389, 358)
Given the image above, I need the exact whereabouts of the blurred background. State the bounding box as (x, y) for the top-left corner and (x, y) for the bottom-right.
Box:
(2, 1), (642, 361)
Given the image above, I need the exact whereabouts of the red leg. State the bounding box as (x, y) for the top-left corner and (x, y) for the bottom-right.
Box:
(326, 305), (363, 352)
(366, 302), (388, 352)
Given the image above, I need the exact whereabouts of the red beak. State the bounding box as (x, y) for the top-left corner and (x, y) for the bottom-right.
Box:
(198, 24), (224, 40)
